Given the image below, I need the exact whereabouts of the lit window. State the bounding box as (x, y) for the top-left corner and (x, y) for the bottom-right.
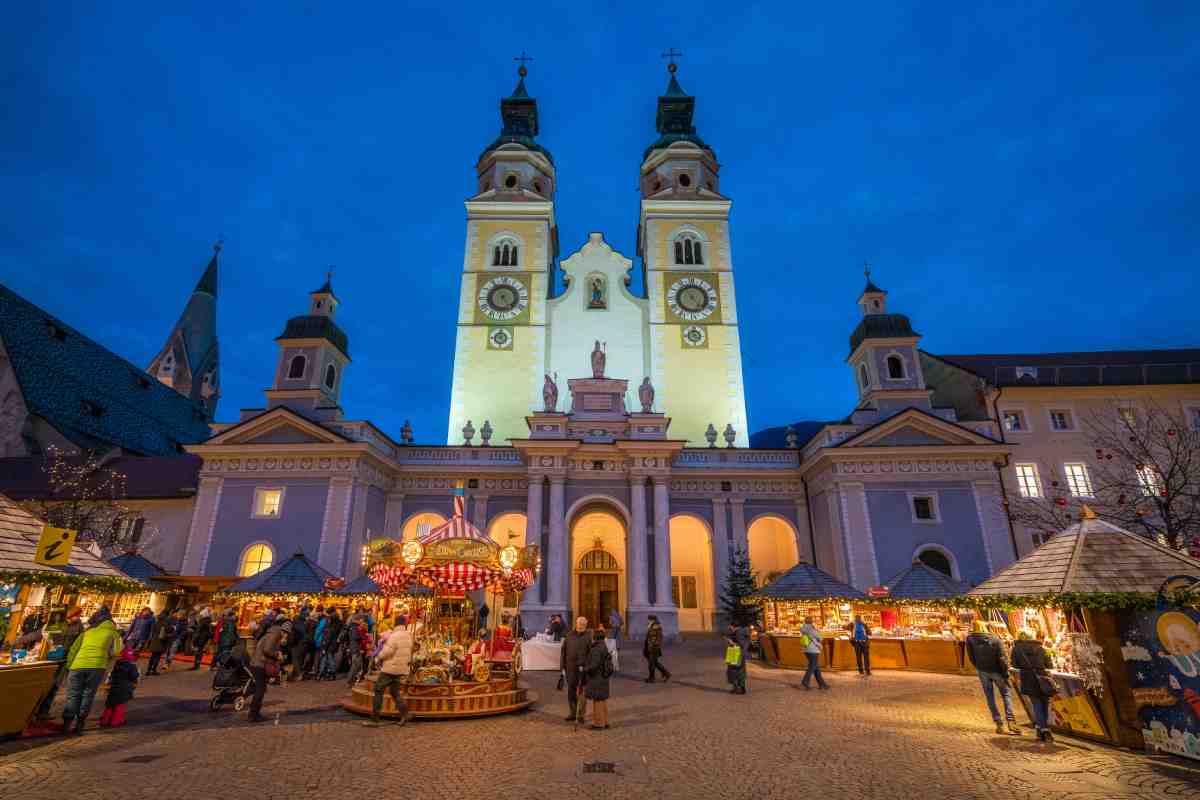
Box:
(910, 494), (939, 522)
(1014, 463), (1042, 498)
(886, 355), (905, 380)
(670, 575), (698, 609)
(253, 488), (283, 518)
(1049, 409), (1075, 431)
(1064, 463), (1093, 497)
(1136, 465), (1162, 496)
(1002, 410), (1027, 432)
(239, 543), (274, 577)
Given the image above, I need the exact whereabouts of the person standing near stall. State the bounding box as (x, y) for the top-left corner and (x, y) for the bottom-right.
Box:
(190, 609), (213, 670)
(561, 616), (592, 722)
(799, 616), (829, 690)
(583, 628), (613, 729)
(1012, 629), (1056, 743)
(212, 608), (240, 668)
(850, 614), (871, 676)
(247, 615), (288, 723)
(61, 607), (122, 735)
(727, 622), (750, 694)
(145, 609), (171, 676)
(965, 620), (1020, 735)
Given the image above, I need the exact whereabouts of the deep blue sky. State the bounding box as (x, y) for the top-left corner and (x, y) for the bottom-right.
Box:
(3, 4), (1197, 444)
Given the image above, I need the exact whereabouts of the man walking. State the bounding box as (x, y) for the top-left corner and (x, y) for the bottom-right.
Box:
(799, 616), (829, 690)
(850, 614), (871, 676)
(561, 616), (591, 722)
(191, 609), (213, 670)
(248, 615), (288, 723)
(364, 622), (414, 727)
(643, 614), (671, 683)
(966, 620), (1020, 735)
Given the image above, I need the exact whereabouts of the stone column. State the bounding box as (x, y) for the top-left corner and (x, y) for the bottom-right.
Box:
(472, 494), (490, 532)
(793, 497), (812, 564)
(651, 477), (673, 606)
(546, 476), (568, 610)
(181, 475), (223, 575)
(710, 497), (730, 623)
(628, 476), (649, 607)
(383, 492), (405, 539)
(729, 498), (748, 555)
(317, 476), (354, 574)
(520, 477), (547, 624)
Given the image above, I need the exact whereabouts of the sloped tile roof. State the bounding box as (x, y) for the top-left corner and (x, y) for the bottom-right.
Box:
(936, 349), (1200, 387)
(0, 493), (133, 580)
(755, 562), (865, 600)
(969, 515), (1200, 597)
(0, 283), (213, 456)
(881, 562), (971, 600)
(224, 550), (335, 595)
(337, 574), (431, 596)
(108, 552), (172, 590)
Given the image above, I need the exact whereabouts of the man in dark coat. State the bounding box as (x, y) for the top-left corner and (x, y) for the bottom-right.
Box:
(643, 615), (670, 683)
(191, 611), (213, 670)
(145, 610), (171, 675)
(583, 629), (612, 730)
(965, 620), (1020, 735)
(560, 616), (592, 722)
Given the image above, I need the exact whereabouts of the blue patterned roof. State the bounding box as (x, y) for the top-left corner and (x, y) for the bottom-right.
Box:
(224, 550), (335, 594)
(880, 562), (970, 600)
(755, 562), (865, 600)
(108, 552), (173, 590)
(0, 283), (213, 456)
(337, 573), (431, 596)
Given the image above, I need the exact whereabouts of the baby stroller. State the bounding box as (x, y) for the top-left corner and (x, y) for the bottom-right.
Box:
(209, 650), (254, 712)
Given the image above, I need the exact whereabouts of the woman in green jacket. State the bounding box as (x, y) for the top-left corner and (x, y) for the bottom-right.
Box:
(62, 606), (122, 735)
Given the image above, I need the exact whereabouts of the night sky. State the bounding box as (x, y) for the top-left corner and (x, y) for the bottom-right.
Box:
(2, 4), (1197, 444)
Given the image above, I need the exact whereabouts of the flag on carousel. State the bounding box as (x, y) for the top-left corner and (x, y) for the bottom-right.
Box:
(453, 479), (466, 518)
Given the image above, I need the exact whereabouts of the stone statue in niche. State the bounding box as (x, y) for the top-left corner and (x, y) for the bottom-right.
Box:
(590, 341), (606, 379)
(542, 373), (559, 412)
(638, 377), (655, 413)
(587, 275), (607, 309)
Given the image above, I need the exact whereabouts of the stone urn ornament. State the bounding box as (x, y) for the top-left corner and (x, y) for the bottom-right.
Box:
(542, 373), (559, 412)
(723, 423), (737, 448)
(638, 377), (655, 413)
(590, 340), (606, 379)
(400, 419), (413, 445)
(462, 419), (475, 446)
(705, 423), (718, 448)
(480, 420), (493, 447)
(785, 425), (798, 449)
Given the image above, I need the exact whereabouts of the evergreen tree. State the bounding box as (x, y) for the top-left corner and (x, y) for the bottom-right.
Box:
(719, 549), (759, 627)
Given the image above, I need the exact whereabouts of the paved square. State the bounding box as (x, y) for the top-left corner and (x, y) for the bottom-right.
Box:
(2, 639), (1197, 800)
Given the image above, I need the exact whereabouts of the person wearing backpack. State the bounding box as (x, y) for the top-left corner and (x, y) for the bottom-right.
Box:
(799, 616), (829, 690)
(583, 629), (612, 730)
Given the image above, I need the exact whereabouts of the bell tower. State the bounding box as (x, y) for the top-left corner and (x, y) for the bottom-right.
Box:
(638, 57), (749, 447)
(447, 58), (558, 445)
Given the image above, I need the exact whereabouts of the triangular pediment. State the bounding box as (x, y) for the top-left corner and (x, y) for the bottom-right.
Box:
(205, 407), (348, 446)
(838, 408), (999, 449)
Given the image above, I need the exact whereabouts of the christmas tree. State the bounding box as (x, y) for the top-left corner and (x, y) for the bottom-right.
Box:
(719, 549), (759, 627)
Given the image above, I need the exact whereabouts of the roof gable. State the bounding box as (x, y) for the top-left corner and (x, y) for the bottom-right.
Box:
(882, 562), (971, 599)
(224, 550), (335, 594)
(755, 561), (865, 600)
(203, 407), (349, 446)
(838, 408), (999, 449)
(0, 283), (212, 456)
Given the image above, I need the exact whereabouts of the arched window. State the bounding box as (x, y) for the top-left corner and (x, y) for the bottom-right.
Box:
(859, 363), (870, 390)
(577, 548), (619, 571)
(239, 543), (274, 577)
(673, 233), (703, 265)
(886, 355), (905, 380)
(287, 355), (306, 379)
(324, 364), (336, 389)
(491, 239), (519, 267)
(917, 548), (953, 578)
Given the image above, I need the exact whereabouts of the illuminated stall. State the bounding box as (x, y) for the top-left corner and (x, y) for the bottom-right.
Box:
(756, 562), (865, 668)
(217, 549), (342, 628)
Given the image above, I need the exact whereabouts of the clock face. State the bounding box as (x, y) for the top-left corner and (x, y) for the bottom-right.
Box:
(478, 276), (529, 321)
(667, 276), (718, 322)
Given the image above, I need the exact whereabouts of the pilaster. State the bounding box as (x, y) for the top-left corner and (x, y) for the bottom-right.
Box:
(182, 475), (223, 575)
(318, 476), (353, 573)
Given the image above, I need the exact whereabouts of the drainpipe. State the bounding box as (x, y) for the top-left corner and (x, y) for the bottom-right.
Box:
(990, 385), (1021, 561)
(802, 475), (818, 569)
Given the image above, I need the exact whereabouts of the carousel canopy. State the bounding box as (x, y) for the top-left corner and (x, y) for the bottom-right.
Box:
(224, 549), (335, 595)
(754, 561), (865, 601)
(881, 562), (971, 600)
(969, 509), (1200, 597)
(419, 514), (493, 545)
(337, 573), (431, 596)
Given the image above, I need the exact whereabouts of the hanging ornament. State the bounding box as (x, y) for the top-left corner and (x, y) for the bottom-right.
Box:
(1062, 631), (1107, 696)
(1055, 497), (1067, 507)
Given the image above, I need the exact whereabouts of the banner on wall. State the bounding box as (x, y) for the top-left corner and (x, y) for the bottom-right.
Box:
(1119, 583), (1200, 761)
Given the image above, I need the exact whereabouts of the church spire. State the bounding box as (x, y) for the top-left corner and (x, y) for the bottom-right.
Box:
(480, 52), (551, 164)
(646, 50), (713, 160)
(147, 240), (221, 420)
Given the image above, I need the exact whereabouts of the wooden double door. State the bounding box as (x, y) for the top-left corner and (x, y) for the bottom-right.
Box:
(577, 573), (618, 629)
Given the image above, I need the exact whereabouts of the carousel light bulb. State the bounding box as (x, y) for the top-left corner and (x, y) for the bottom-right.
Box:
(402, 540), (423, 566)
(499, 545), (519, 570)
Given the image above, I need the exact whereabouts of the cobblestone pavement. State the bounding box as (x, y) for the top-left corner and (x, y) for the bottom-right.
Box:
(2, 639), (1198, 800)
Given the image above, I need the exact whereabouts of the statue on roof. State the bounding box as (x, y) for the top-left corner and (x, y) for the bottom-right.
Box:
(638, 377), (655, 413)
(542, 373), (559, 412)
(590, 340), (606, 379)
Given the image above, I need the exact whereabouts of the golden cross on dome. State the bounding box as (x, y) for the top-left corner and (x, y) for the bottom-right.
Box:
(863, 261), (871, 280)
(661, 47), (683, 73)
(514, 50), (533, 77)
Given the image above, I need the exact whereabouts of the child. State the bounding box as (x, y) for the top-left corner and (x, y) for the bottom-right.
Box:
(99, 647), (140, 727)
(725, 626), (747, 695)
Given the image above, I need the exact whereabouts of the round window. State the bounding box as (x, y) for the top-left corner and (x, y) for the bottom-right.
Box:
(504, 174), (518, 189)
(678, 173), (692, 188)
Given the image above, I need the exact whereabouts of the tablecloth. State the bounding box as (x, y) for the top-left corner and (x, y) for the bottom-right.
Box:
(521, 638), (620, 671)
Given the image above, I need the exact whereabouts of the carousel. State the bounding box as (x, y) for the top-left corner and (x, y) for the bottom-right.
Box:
(343, 504), (540, 719)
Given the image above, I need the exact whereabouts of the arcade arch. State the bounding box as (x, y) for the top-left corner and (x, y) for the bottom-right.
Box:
(569, 504), (627, 631)
(668, 514), (716, 632)
(747, 514), (800, 587)
(400, 511), (447, 541)
(486, 513), (528, 626)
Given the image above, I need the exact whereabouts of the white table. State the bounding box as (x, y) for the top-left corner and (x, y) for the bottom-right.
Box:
(520, 638), (620, 671)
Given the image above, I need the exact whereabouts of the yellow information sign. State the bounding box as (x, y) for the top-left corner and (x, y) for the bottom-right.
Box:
(34, 526), (77, 566)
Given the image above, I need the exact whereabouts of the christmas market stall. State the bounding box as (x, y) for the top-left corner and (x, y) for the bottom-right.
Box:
(754, 561), (865, 669)
(217, 549), (342, 630)
(0, 493), (145, 738)
(344, 503), (540, 719)
(106, 552), (178, 624)
(966, 508), (1200, 755)
(334, 573), (434, 624)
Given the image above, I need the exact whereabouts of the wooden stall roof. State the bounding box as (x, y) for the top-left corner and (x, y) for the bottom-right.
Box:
(755, 561), (865, 600)
(223, 549), (335, 595)
(881, 561), (971, 600)
(0, 492), (134, 581)
(336, 574), (432, 596)
(969, 510), (1200, 597)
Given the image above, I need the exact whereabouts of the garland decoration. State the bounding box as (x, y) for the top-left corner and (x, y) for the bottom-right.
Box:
(0, 569), (146, 595)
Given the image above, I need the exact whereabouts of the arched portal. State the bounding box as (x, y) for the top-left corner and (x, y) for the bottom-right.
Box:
(569, 505), (627, 631)
(669, 514), (716, 632)
(747, 515), (800, 587)
(401, 511), (447, 542)
(486, 513), (527, 627)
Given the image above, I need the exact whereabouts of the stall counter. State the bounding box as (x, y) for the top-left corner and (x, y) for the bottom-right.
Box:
(0, 661), (58, 738)
(763, 633), (970, 673)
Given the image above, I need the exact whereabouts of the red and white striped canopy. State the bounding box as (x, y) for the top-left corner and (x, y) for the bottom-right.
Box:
(419, 562), (500, 591)
(418, 513), (494, 545)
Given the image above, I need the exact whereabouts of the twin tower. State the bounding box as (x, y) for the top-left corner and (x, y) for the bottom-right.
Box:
(447, 64), (750, 448)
